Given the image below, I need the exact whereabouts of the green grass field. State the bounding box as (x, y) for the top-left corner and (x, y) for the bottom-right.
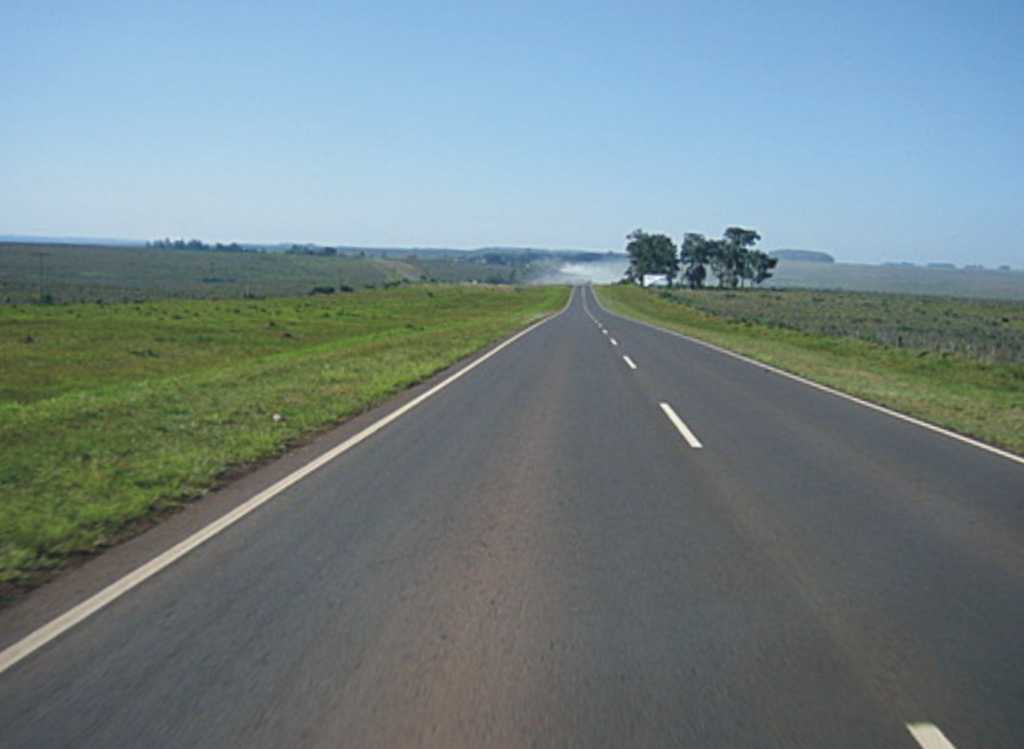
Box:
(0, 284), (568, 589)
(660, 287), (1024, 363)
(771, 259), (1024, 300)
(596, 284), (1024, 456)
(0, 243), (531, 304)
(0, 242), (409, 303)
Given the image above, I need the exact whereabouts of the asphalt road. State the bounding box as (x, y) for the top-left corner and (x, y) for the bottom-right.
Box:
(2, 285), (1022, 747)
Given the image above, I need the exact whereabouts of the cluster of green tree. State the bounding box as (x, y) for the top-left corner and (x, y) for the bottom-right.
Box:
(285, 244), (338, 256)
(624, 227), (778, 289)
(309, 284), (355, 294)
(149, 238), (254, 253)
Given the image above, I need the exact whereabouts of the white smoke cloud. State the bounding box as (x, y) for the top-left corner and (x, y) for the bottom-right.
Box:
(532, 258), (629, 285)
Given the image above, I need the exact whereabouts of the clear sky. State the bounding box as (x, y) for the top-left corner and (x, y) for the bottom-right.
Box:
(3, 1), (1022, 265)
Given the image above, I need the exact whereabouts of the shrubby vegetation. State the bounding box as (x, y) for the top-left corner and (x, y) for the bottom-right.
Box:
(149, 238), (253, 253)
(285, 244), (339, 256)
(3, 241), (627, 304)
(0, 243), (535, 304)
(623, 227), (777, 289)
(657, 287), (1024, 364)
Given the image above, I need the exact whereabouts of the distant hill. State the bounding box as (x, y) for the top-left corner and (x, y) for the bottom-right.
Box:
(0, 235), (614, 260)
(771, 249), (835, 263)
(0, 234), (145, 247)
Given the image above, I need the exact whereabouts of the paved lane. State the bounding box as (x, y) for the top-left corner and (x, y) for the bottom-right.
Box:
(583, 285), (1024, 748)
(1, 286), (1021, 747)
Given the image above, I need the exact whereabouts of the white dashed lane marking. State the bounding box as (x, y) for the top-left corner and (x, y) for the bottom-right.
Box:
(907, 723), (957, 749)
(659, 403), (703, 448)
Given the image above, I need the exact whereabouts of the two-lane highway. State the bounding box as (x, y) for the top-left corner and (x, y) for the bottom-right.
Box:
(2, 285), (1021, 747)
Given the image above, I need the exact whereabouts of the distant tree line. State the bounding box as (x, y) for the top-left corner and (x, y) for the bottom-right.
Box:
(149, 238), (255, 253)
(285, 244), (338, 256)
(473, 250), (610, 265)
(624, 227), (777, 289)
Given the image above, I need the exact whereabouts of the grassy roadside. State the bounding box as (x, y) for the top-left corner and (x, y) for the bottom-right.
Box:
(0, 285), (568, 587)
(596, 285), (1024, 456)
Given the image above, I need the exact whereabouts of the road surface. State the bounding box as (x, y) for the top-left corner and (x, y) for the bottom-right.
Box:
(2, 285), (1022, 747)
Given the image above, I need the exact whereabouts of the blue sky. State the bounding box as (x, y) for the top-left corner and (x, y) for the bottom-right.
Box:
(3, 1), (1022, 264)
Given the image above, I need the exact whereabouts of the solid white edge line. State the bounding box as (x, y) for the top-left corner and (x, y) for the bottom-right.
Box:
(0, 286), (577, 676)
(589, 286), (1024, 468)
(659, 403), (703, 448)
(907, 723), (957, 749)
(622, 355), (637, 370)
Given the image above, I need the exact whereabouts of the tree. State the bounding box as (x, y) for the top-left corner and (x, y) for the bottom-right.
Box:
(706, 239), (739, 288)
(686, 263), (707, 289)
(723, 227), (761, 251)
(748, 250), (778, 285)
(656, 235), (681, 286)
(624, 229), (679, 287)
(679, 233), (712, 289)
(716, 227), (762, 288)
